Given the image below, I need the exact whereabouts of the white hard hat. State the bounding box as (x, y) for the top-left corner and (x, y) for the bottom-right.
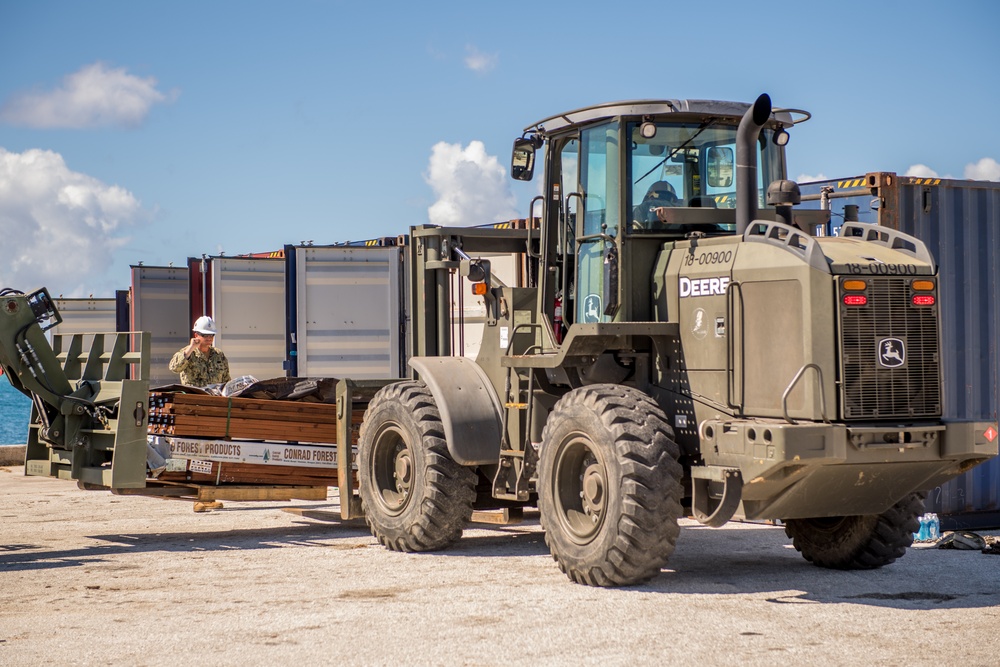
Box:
(193, 315), (217, 335)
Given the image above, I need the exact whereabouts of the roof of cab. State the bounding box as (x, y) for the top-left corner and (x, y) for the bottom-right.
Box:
(524, 99), (796, 135)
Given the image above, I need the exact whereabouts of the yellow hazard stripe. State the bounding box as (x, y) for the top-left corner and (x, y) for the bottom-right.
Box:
(907, 178), (941, 186)
(836, 178), (867, 189)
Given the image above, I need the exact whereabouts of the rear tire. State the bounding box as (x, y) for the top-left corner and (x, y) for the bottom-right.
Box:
(358, 380), (476, 552)
(538, 384), (683, 586)
(783, 492), (924, 569)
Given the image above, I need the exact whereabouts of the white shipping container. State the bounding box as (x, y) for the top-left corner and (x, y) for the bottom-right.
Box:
(211, 257), (286, 381)
(293, 246), (404, 379)
(52, 298), (117, 336)
(131, 266), (189, 387)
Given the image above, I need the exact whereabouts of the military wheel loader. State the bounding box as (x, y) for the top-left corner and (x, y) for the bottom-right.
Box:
(2, 94), (996, 588)
(354, 93), (997, 586)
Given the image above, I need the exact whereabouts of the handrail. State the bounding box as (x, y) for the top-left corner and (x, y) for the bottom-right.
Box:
(839, 222), (936, 269)
(525, 196), (545, 260)
(781, 363), (829, 425)
(743, 220), (830, 273)
(725, 280), (744, 415)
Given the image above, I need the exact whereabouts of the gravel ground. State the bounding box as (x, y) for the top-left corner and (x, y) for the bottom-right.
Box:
(2, 466), (1000, 666)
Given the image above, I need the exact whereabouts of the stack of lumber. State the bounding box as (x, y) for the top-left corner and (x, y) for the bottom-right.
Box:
(148, 391), (360, 443)
(146, 390), (364, 488)
(156, 459), (350, 487)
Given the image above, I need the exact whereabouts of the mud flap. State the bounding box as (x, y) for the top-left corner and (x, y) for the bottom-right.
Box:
(691, 466), (743, 527)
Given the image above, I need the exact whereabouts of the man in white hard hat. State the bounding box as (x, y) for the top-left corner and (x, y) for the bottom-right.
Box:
(167, 315), (231, 387)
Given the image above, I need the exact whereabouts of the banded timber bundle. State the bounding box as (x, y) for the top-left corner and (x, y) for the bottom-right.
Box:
(155, 459), (349, 487)
(147, 391), (364, 488)
(147, 391), (362, 443)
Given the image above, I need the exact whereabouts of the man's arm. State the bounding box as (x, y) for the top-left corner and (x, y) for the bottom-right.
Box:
(168, 348), (192, 374)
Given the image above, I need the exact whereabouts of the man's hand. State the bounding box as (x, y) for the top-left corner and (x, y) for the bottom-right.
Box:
(653, 206), (672, 222)
(185, 337), (199, 357)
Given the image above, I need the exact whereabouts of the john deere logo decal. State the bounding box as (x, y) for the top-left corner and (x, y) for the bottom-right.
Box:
(878, 337), (905, 368)
(583, 294), (602, 323)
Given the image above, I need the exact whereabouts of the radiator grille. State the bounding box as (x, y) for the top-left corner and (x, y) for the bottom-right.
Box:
(839, 277), (941, 419)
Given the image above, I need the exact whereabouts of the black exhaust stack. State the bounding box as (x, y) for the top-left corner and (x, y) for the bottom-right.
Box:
(736, 93), (772, 235)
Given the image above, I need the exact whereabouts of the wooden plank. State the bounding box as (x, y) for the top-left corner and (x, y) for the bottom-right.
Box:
(155, 460), (356, 487)
(281, 508), (367, 523)
(470, 507), (524, 525)
(195, 486), (328, 502)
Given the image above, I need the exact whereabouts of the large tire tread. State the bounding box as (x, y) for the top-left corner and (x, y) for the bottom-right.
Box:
(539, 384), (683, 587)
(784, 492), (924, 569)
(358, 381), (476, 553)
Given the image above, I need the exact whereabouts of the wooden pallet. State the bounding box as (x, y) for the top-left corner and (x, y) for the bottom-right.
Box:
(100, 481), (329, 503)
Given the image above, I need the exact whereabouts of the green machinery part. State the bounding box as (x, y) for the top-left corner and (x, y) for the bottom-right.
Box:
(0, 288), (150, 488)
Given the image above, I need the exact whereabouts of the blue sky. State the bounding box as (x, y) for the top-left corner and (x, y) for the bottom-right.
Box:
(1, 0), (997, 296)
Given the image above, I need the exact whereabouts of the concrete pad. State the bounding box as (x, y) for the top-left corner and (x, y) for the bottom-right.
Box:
(0, 444), (25, 465)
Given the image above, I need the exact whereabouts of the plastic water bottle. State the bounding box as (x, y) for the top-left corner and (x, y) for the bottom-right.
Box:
(915, 514), (928, 541)
(928, 513), (940, 541)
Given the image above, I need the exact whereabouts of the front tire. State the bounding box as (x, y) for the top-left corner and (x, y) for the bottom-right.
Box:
(783, 492), (924, 569)
(357, 380), (476, 552)
(538, 384), (683, 586)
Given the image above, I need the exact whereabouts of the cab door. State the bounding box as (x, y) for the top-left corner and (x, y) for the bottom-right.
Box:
(575, 121), (621, 323)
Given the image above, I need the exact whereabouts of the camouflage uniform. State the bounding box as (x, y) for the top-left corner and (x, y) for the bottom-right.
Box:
(168, 347), (231, 387)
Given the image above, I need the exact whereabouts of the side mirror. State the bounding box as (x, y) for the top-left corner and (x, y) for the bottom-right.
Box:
(511, 137), (537, 181)
(707, 146), (734, 188)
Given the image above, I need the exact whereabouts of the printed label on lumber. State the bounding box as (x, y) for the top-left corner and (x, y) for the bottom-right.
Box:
(189, 459), (214, 475)
(165, 437), (339, 469)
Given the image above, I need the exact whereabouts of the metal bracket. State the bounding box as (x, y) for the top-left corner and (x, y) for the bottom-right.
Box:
(690, 466), (743, 527)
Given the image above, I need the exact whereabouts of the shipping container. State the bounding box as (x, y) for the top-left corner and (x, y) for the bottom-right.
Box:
(282, 231), (530, 379)
(799, 173), (1000, 526)
(285, 244), (407, 379)
(130, 265), (189, 387)
(51, 297), (117, 337)
(210, 257), (286, 381)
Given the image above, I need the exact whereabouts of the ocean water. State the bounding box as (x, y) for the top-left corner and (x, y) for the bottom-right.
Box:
(0, 378), (31, 444)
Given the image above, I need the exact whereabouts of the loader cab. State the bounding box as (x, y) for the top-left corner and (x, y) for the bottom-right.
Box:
(512, 99), (798, 330)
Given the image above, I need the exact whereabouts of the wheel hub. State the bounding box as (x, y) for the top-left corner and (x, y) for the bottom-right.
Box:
(553, 439), (608, 541)
(394, 448), (412, 496)
(581, 463), (605, 518)
(370, 424), (414, 514)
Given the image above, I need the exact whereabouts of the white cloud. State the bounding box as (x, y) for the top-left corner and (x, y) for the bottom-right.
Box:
(464, 45), (498, 74)
(965, 158), (1000, 181)
(0, 62), (175, 129)
(425, 141), (519, 226)
(796, 173), (828, 184)
(0, 148), (146, 295)
(904, 164), (939, 178)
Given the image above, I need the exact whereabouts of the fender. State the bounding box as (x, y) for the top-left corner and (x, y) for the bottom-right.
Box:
(408, 356), (503, 466)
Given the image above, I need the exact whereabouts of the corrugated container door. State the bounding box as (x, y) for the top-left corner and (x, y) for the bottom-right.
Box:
(897, 179), (1000, 522)
(211, 257), (286, 382)
(131, 266), (189, 387)
(293, 246), (403, 379)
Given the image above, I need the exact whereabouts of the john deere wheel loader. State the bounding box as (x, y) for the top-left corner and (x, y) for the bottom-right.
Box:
(355, 93), (997, 586)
